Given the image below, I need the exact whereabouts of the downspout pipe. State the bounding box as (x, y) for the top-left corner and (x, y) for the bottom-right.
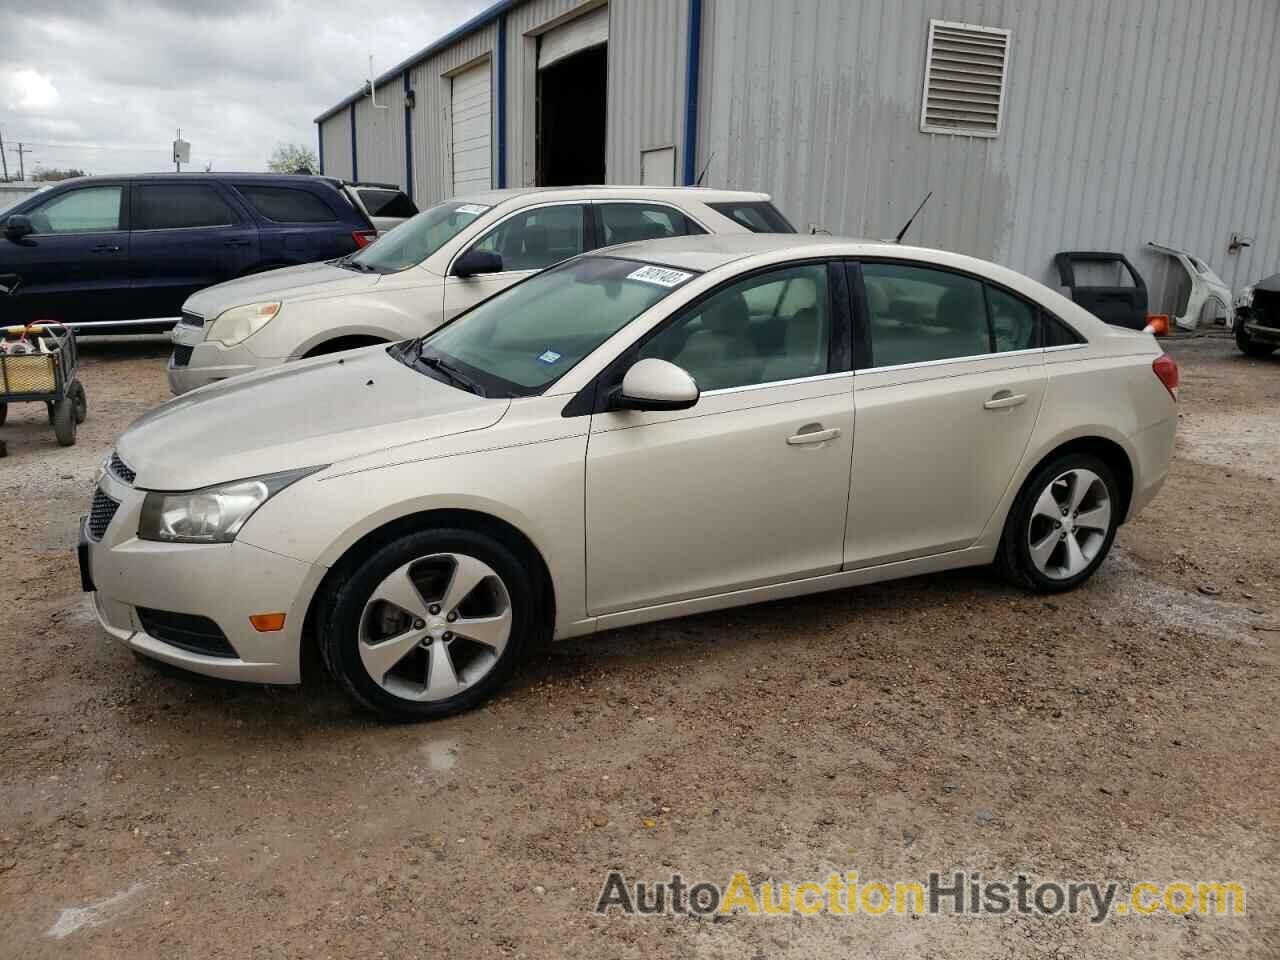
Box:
(403, 71), (414, 200)
(317, 122), (324, 174)
(349, 103), (358, 181)
(497, 12), (508, 188)
(681, 0), (703, 185)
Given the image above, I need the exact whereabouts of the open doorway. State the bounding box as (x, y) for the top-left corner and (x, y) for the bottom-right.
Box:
(537, 43), (606, 186)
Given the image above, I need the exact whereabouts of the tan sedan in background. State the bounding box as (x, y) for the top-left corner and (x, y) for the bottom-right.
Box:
(84, 235), (1178, 720)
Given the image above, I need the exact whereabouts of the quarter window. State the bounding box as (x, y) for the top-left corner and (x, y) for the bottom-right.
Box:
(987, 285), (1039, 352)
(236, 185), (338, 223)
(470, 205), (586, 272)
(638, 264), (831, 391)
(28, 186), (123, 234)
(706, 201), (796, 233)
(597, 203), (704, 246)
(861, 263), (990, 367)
(133, 184), (237, 230)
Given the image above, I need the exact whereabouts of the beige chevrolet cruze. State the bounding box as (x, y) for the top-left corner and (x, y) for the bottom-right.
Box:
(83, 234), (1178, 720)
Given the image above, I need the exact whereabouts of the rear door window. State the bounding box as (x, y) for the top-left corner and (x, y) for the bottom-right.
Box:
(356, 188), (417, 218)
(132, 183), (237, 230)
(706, 201), (796, 233)
(596, 202), (705, 246)
(861, 263), (991, 367)
(236, 185), (338, 223)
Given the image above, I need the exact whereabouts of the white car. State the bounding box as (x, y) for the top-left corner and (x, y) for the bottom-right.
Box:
(168, 187), (795, 394)
(84, 235), (1178, 721)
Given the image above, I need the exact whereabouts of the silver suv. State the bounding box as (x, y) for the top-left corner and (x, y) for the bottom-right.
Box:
(168, 186), (794, 394)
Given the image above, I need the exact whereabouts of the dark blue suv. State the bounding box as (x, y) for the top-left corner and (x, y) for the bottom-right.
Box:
(0, 173), (382, 331)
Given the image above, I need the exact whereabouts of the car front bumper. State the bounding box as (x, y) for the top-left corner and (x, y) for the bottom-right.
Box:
(168, 322), (283, 395)
(81, 470), (322, 684)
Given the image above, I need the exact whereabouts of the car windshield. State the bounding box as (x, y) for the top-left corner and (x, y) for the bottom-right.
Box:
(400, 256), (698, 397)
(347, 199), (490, 273)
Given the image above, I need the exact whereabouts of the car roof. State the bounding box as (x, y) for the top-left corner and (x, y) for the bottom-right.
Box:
(584, 233), (882, 272)
(38, 172), (343, 188)
(451, 185), (772, 208)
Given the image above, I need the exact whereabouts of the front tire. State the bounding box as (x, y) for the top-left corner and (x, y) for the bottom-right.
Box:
(51, 396), (77, 446)
(321, 528), (536, 721)
(997, 454), (1120, 593)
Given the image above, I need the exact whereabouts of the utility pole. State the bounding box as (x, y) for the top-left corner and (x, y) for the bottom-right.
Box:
(0, 127), (8, 182)
(9, 142), (31, 181)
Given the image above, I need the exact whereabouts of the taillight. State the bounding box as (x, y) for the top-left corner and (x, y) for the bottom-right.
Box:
(1152, 354), (1179, 400)
(352, 230), (377, 248)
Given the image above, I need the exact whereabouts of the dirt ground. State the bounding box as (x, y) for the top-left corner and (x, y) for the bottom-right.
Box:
(1, 334), (1277, 959)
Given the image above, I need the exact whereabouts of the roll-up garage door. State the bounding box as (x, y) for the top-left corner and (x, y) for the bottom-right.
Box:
(538, 5), (609, 70)
(451, 60), (492, 195)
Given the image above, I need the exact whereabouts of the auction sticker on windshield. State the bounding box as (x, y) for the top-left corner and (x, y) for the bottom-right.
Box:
(627, 265), (693, 287)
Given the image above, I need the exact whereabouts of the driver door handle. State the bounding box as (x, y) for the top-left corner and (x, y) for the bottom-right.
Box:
(787, 425), (841, 445)
(984, 391), (1027, 410)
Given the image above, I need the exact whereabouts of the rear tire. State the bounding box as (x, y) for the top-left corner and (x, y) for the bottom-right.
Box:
(997, 453), (1120, 593)
(51, 396), (77, 446)
(321, 527), (537, 721)
(1236, 326), (1277, 358)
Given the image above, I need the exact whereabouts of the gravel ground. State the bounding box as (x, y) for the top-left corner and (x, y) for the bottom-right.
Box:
(0, 334), (1277, 958)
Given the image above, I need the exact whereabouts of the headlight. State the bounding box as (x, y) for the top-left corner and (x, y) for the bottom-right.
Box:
(207, 301), (281, 346)
(138, 466), (325, 543)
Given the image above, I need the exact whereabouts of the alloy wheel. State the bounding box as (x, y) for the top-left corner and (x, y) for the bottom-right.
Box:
(357, 553), (512, 702)
(1026, 468), (1112, 580)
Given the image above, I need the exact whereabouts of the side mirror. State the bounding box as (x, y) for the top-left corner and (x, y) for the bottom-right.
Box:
(613, 358), (699, 411)
(3, 215), (34, 241)
(452, 249), (503, 278)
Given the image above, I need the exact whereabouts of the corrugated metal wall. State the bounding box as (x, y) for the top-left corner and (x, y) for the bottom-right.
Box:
(319, 112), (353, 181)
(409, 23), (499, 205)
(697, 0), (1280, 311)
(605, 0), (689, 183)
(354, 80), (407, 188)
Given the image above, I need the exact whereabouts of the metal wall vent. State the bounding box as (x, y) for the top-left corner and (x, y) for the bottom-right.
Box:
(920, 20), (1010, 137)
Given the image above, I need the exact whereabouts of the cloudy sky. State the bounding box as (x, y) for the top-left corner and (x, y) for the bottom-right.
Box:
(0, 0), (490, 178)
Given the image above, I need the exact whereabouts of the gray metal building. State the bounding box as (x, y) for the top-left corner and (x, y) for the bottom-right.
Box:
(316, 0), (1280, 312)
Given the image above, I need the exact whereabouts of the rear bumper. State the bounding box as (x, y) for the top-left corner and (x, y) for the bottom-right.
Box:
(1127, 416), (1177, 521)
(83, 473), (321, 683)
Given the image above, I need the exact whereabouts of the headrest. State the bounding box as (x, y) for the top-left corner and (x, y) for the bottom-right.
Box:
(702, 291), (749, 334)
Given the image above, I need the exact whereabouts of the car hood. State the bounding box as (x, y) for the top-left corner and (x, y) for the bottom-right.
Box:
(183, 261), (380, 319)
(117, 346), (509, 491)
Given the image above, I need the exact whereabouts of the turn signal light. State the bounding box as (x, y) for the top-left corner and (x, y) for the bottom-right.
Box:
(352, 230), (377, 248)
(1152, 354), (1179, 400)
(249, 613), (287, 632)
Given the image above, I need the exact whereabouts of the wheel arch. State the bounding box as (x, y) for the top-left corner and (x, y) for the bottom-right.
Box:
(301, 334), (390, 358)
(300, 507), (556, 660)
(1013, 434), (1135, 526)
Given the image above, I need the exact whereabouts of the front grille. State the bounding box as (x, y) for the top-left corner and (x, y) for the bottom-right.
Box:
(108, 451), (136, 484)
(87, 489), (120, 541)
(136, 608), (237, 658)
(171, 344), (193, 368)
(179, 311), (205, 328)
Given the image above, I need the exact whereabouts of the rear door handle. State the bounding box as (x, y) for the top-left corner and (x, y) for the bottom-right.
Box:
(983, 391), (1027, 410)
(223, 239), (251, 247)
(787, 425), (841, 445)
(91, 244), (121, 253)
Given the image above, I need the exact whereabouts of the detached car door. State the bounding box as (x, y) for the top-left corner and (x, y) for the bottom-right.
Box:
(844, 260), (1047, 568)
(1, 182), (130, 325)
(584, 261), (855, 615)
(129, 181), (259, 320)
(442, 203), (590, 319)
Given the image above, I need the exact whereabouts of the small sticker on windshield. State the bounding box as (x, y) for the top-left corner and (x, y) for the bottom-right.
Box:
(538, 350), (562, 364)
(456, 203), (489, 215)
(626, 265), (693, 287)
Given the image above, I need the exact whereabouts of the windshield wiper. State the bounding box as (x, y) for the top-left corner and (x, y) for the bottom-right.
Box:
(415, 353), (486, 397)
